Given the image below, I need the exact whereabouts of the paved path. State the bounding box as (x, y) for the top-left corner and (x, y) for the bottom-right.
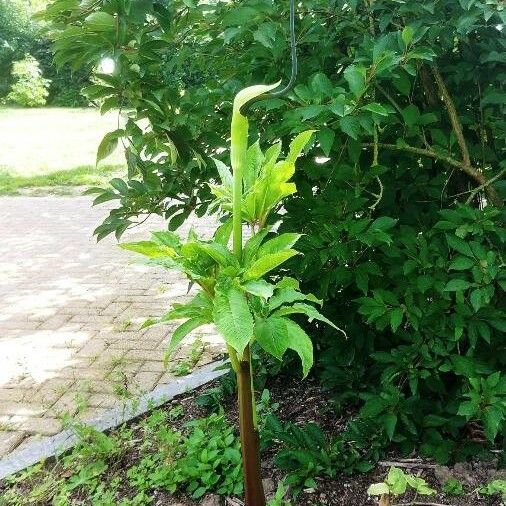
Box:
(0, 196), (222, 458)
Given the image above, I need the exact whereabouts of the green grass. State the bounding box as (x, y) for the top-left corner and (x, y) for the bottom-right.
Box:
(0, 106), (126, 195)
(0, 164), (121, 195)
(0, 107), (125, 175)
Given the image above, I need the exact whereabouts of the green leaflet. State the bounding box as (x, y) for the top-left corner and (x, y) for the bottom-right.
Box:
(272, 302), (346, 336)
(242, 250), (299, 281)
(257, 233), (301, 257)
(192, 242), (238, 267)
(285, 130), (315, 165)
(242, 229), (270, 266)
(214, 218), (233, 246)
(151, 231), (181, 249)
(120, 240), (176, 258)
(213, 158), (233, 188)
(268, 287), (321, 312)
(240, 279), (275, 299)
(244, 141), (264, 191)
(213, 282), (254, 357)
(255, 316), (313, 377)
(164, 317), (208, 365)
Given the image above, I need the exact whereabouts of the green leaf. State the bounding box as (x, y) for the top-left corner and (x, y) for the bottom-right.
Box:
(361, 102), (389, 116)
(255, 316), (313, 377)
(390, 307), (403, 332)
(401, 104), (420, 128)
(213, 283), (254, 357)
(272, 302), (345, 336)
(96, 129), (123, 165)
(443, 279), (472, 291)
(164, 317), (207, 365)
(268, 287), (321, 312)
(401, 26), (414, 47)
(383, 413), (398, 440)
(387, 467), (407, 495)
(213, 158), (233, 187)
(120, 241), (176, 258)
(240, 279), (274, 299)
(242, 250), (298, 281)
(367, 483), (390, 496)
(446, 234), (473, 257)
(286, 130), (315, 165)
(343, 64), (365, 97)
(244, 141), (264, 190)
(257, 233), (301, 257)
(483, 405), (503, 442)
(214, 218), (233, 245)
(85, 12), (116, 31)
(449, 256), (475, 270)
(339, 116), (360, 139)
(318, 128), (335, 156)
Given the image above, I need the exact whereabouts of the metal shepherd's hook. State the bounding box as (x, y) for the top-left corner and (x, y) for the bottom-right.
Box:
(240, 0), (298, 113)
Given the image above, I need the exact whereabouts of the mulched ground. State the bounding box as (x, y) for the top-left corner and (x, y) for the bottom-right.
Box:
(1, 373), (504, 505)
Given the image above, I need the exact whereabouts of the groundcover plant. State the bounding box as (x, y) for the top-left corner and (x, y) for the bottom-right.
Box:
(121, 83), (343, 505)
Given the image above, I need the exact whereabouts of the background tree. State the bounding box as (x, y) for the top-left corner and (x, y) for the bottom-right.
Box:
(42, 0), (505, 465)
(0, 0), (89, 106)
(6, 54), (51, 107)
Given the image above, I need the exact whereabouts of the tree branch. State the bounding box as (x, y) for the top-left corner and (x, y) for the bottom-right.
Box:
(431, 66), (471, 167)
(363, 142), (503, 206)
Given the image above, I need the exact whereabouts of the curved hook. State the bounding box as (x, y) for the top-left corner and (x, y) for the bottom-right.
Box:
(240, 0), (298, 114)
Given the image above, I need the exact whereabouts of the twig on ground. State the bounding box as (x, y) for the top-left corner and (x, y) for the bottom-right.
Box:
(378, 461), (437, 469)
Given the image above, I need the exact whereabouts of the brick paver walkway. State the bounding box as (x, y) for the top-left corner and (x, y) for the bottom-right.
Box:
(0, 196), (222, 458)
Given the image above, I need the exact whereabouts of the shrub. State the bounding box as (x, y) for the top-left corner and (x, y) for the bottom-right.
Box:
(41, 0), (505, 462)
(6, 54), (50, 107)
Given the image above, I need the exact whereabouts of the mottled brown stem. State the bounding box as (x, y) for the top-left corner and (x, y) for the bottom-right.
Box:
(237, 345), (266, 506)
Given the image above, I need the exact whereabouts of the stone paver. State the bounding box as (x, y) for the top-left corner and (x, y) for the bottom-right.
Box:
(0, 196), (224, 458)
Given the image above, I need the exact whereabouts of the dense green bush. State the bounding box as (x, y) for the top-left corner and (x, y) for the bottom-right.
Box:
(42, 0), (505, 463)
(6, 54), (50, 107)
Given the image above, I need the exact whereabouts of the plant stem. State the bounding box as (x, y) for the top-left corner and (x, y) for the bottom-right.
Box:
(237, 345), (266, 506)
(230, 89), (266, 506)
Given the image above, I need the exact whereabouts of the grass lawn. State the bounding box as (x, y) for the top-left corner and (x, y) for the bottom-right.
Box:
(0, 107), (125, 194)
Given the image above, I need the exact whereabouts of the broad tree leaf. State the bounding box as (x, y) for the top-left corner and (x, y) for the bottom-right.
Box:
(443, 279), (473, 291)
(213, 282), (254, 356)
(255, 316), (313, 376)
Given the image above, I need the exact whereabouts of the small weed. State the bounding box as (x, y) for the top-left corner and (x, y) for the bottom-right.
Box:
(170, 337), (205, 376)
(443, 477), (464, 496)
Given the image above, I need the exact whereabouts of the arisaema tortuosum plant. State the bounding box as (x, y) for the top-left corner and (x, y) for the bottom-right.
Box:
(121, 83), (344, 506)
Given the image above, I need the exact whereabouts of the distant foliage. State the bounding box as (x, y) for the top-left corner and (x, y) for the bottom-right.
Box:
(7, 55), (50, 107)
(0, 0), (88, 106)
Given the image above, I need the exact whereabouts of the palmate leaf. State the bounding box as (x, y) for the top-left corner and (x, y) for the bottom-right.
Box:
(255, 316), (313, 377)
(164, 317), (208, 365)
(272, 302), (347, 337)
(213, 281), (254, 357)
(242, 250), (299, 281)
